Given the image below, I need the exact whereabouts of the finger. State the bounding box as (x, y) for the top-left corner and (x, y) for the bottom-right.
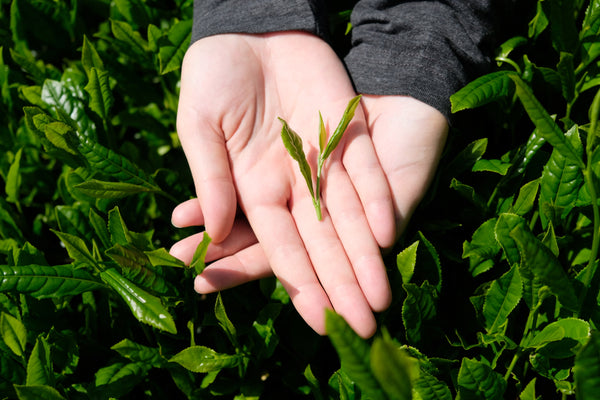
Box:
(171, 198), (204, 228)
(322, 160), (392, 312)
(177, 104), (237, 243)
(338, 112), (396, 249)
(289, 192), (378, 338)
(244, 203), (334, 336)
(170, 219), (258, 265)
(194, 243), (272, 293)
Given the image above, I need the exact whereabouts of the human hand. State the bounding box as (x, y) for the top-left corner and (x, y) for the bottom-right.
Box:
(173, 32), (395, 338)
(172, 93), (447, 337)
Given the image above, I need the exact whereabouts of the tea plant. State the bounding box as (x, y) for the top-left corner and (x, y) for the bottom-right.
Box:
(0, 0), (599, 399)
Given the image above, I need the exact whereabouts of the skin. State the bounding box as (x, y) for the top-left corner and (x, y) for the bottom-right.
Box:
(171, 31), (448, 338)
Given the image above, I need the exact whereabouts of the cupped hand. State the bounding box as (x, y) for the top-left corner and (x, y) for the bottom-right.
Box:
(172, 92), (447, 338)
(173, 32), (396, 338)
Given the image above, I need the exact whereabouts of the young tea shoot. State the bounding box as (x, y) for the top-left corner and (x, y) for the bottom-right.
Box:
(278, 95), (362, 220)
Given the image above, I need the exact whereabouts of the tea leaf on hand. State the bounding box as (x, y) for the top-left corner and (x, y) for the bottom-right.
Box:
(190, 231), (211, 275)
(278, 117), (315, 199)
(321, 95), (361, 160)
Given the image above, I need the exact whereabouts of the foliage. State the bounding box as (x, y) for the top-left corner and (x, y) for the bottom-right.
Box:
(0, 0), (599, 399)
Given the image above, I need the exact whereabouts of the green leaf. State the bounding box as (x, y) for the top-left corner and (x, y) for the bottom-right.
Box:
(215, 293), (238, 348)
(251, 303), (281, 359)
(495, 213), (527, 267)
(13, 385), (66, 400)
(278, 117), (315, 199)
(190, 231), (211, 274)
(74, 179), (157, 199)
(396, 241), (419, 284)
(402, 282), (437, 345)
(110, 19), (147, 56)
(511, 179), (540, 216)
(574, 331), (600, 399)
(325, 310), (386, 400)
(0, 264), (104, 298)
(509, 74), (584, 168)
(526, 318), (590, 358)
(321, 95), (362, 160)
(52, 230), (97, 267)
(100, 268), (176, 334)
(105, 243), (169, 295)
(26, 336), (53, 386)
(94, 361), (150, 398)
(519, 378), (537, 400)
(539, 125), (584, 220)
(496, 36), (527, 61)
(370, 336), (417, 400)
(472, 158), (511, 175)
(44, 121), (80, 156)
(457, 358), (506, 400)
(5, 148), (22, 204)
(446, 138), (488, 177)
(483, 266), (522, 334)
(111, 339), (165, 368)
(318, 111), (326, 154)
(56, 205), (94, 243)
(528, 0), (548, 39)
(84, 67), (113, 120)
(169, 346), (240, 373)
(413, 371), (453, 400)
(510, 223), (578, 311)
(463, 218), (501, 277)
(158, 19), (192, 74)
(78, 139), (160, 190)
(0, 311), (26, 357)
(81, 35), (104, 75)
(451, 71), (514, 113)
(145, 248), (186, 268)
(557, 52), (575, 102)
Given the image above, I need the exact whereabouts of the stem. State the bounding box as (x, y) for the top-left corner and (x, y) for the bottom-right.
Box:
(315, 157), (325, 221)
(495, 57), (522, 75)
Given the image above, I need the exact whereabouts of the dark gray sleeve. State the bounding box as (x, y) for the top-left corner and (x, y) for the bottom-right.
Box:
(344, 0), (497, 119)
(191, 0), (328, 43)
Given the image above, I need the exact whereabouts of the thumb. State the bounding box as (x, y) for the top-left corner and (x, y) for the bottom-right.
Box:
(177, 109), (236, 243)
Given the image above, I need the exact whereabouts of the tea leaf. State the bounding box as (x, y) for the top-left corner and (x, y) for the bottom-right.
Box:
(526, 318), (590, 349)
(370, 336), (416, 400)
(413, 371), (452, 400)
(0, 311), (26, 357)
(52, 230), (97, 267)
(81, 35), (104, 75)
(110, 19), (147, 56)
(321, 95), (361, 160)
(26, 336), (53, 386)
(145, 248), (186, 268)
(158, 19), (192, 75)
(495, 213), (528, 267)
(5, 148), (22, 204)
(318, 111), (326, 153)
(106, 243), (169, 294)
(574, 331), (600, 399)
(215, 293), (238, 348)
(450, 71), (514, 112)
(396, 240), (419, 284)
(325, 310), (386, 400)
(511, 179), (540, 216)
(111, 338), (165, 367)
(94, 361), (151, 397)
(457, 358), (506, 400)
(74, 179), (157, 198)
(0, 264), (104, 298)
(557, 52), (575, 102)
(510, 223), (578, 311)
(78, 139), (160, 190)
(13, 385), (66, 400)
(84, 67), (113, 120)
(483, 265), (522, 334)
(463, 218), (501, 277)
(509, 74), (584, 168)
(278, 117), (315, 199)
(519, 378), (537, 400)
(100, 268), (176, 334)
(190, 231), (211, 274)
(169, 346), (241, 373)
(402, 282), (437, 344)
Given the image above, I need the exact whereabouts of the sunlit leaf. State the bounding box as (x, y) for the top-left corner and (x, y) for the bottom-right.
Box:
(190, 231), (211, 274)
(279, 117), (314, 199)
(26, 336), (53, 386)
(158, 19), (192, 74)
(370, 335), (417, 400)
(483, 265), (522, 334)
(321, 95), (362, 160)
(457, 358), (506, 400)
(451, 71), (514, 113)
(0, 264), (104, 298)
(100, 268), (176, 334)
(13, 385), (66, 400)
(0, 311), (26, 357)
(85, 67), (113, 120)
(169, 346), (241, 373)
(397, 241), (419, 284)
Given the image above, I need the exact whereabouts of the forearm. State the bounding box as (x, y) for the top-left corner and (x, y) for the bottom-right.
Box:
(191, 0), (328, 43)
